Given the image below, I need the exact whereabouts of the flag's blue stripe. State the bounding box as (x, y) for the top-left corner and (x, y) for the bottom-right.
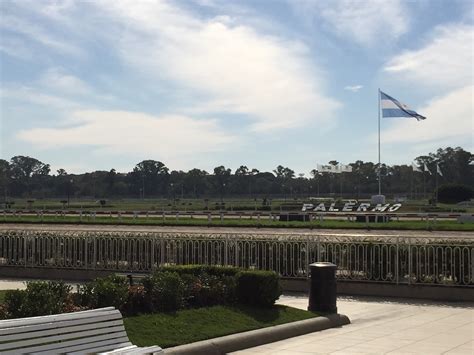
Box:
(382, 108), (416, 118)
(380, 92), (394, 100)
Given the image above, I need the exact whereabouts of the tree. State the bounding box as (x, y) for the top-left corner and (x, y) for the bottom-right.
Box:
(0, 159), (10, 202)
(56, 169), (67, 176)
(213, 166), (231, 199)
(184, 169), (208, 197)
(105, 169), (117, 195)
(273, 165), (294, 179)
(130, 160), (169, 197)
(235, 165), (249, 176)
(9, 156), (50, 196)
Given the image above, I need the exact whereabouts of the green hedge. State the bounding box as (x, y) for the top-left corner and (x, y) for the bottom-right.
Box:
(1, 266), (282, 319)
(3, 281), (72, 318)
(437, 184), (474, 203)
(236, 270), (282, 307)
(77, 275), (129, 310)
(157, 265), (240, 277)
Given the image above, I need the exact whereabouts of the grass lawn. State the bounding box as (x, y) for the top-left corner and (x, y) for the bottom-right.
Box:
(124, 304), (317, 348)
(0, 294), (316, 348)
(0, 290), (7, 304)
(2, 215), (474, 231)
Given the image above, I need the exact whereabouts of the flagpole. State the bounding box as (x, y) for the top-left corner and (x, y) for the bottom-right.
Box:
(378, 88), (381, 195)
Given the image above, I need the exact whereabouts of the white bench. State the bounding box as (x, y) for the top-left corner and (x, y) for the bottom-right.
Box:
(0, 307), (163, 354)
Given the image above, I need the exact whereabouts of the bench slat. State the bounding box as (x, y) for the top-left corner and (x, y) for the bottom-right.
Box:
(67, 342), (135, 355)
(122, 346), (164, 354)
(102, 346), (164, 355)
(1, 319), (124, 342)
(0, 312), (123, 336)
(0, 326), (126, 351)
(0, 307), (117, 329)
(7, 332), (129, 354)
(99, 345), (138, 354)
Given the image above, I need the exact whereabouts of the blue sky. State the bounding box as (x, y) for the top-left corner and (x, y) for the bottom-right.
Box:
(1, 0), (472, 176)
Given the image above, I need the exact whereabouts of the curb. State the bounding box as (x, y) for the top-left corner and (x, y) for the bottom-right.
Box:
(164, 313), (350, 355)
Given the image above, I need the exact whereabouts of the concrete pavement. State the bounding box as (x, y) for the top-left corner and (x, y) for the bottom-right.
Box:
(232, 294), (474, 354)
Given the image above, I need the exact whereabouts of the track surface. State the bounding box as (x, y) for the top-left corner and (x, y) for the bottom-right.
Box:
(1, 223), (473, 239)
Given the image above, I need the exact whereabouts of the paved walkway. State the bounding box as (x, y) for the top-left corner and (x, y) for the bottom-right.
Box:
(232, 294), (474, 355)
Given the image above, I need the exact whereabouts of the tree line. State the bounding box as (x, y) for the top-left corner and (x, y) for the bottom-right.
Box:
(0, 147), (472, 200)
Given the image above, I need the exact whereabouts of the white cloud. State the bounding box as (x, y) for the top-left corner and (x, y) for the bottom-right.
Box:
(96, 0), (339, 132)
(384, 24), (473, 89)
(0, 37), (33, 60)
(344, 85), (363, 92)
(0, 86), (80, 110)
(291, 0), (409, 45)
(0, 14), (82, 56)
(382, 86), (473, 149)
(2, 0), (339, 133)
(38, 68), (93, 96)
(17, 110), (236, 159)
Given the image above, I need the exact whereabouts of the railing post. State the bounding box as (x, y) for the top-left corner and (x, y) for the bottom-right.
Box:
(224, 235), (229, 266)
(395, 237), (399, 284)
(93, 237), (97, 269)
(150, 234), (155, 270)
(23, 234), (27, 268)
(317, 236), (321, 261)
(408, 238), (412, 285)
(305, 236), (310, 277)
(84, 236), (88, 269)
(160, 234), (165, 266)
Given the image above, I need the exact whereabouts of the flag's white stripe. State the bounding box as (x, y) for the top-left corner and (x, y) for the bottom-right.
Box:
(381, 99), (401, 109)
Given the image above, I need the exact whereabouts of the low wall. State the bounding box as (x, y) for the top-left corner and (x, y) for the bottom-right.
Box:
(1, 267), (473, 303)
(281, 278), (474, 303)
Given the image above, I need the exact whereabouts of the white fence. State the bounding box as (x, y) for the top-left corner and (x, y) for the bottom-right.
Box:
(0, 231), (473, 287)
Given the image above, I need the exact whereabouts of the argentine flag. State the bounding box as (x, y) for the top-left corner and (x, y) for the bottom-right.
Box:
(380, 91), (426, 121)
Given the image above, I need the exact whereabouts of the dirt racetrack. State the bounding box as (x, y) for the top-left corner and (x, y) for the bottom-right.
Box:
(1, 223), (473, 239)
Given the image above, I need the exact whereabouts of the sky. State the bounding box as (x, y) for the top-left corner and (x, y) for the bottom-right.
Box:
(0, 0), (473, 176)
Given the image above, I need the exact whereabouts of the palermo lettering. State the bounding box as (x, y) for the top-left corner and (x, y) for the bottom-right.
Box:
(356, 203), (371, 212)
(314, 203), (326, 212)
(301, 202), (403, 213)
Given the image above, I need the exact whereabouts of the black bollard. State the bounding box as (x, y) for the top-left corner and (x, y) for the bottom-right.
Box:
(308, 262), (337, 313)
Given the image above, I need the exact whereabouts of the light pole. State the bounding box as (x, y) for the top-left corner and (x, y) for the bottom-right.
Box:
(221, 183), (226, 204)
(170, 183), (174, 207)
(67, 179), (73, 207)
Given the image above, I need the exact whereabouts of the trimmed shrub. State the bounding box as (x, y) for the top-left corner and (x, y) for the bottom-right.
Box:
(78, 275), (129, 310)
(144, 271), (185, 312)
(437, 184), (474, 204)
(187, 273), (236, 307)
(156, 266), (238, 308)
(158, 265), (239, 277)
(123, 285), (147, 315)
(4, 281), (72, 318)
(236, 270), (281, 307)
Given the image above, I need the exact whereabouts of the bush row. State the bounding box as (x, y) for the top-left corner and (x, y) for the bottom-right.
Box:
(0, 266), (281, 319)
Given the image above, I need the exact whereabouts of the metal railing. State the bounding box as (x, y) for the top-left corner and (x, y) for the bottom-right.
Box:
(0, 231), (473, 287)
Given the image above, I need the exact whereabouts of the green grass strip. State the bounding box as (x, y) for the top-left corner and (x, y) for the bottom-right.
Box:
(124, 305), (317, 348)
(1, 215), (474, 231)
